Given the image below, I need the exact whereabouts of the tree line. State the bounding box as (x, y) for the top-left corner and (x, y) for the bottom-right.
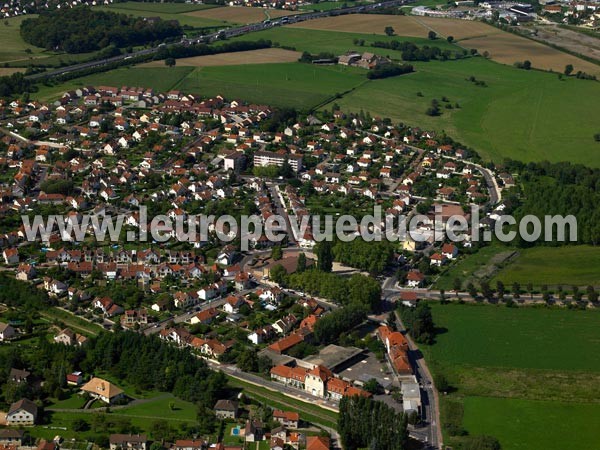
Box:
(338, 395), (408, 450)
(20, 7), (182, 53)
(313, 303), (367, 345)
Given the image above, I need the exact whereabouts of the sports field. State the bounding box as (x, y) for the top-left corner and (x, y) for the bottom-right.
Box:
(185, 6), (295, 24)
(290, 14), (600, 75)
(140, 48), (301, 67)
(422, 303), (600, 449)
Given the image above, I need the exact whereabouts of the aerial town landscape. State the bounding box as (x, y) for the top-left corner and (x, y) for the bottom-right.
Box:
(0, 0), (599, 449)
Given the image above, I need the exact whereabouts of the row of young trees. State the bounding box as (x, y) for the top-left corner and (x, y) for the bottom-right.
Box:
(338, 396), (408, 450)
(21, 7), (183, 53)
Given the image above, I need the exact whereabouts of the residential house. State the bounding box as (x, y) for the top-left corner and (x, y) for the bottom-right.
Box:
(81, 377), (125, 404)
(109, 434), (147, 450)
(214, 399), (238, 419)
(6, 399), (37, 426)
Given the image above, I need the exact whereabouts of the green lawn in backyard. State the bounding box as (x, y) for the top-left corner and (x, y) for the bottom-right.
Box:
(462, 396), (600, 450)
(39, 307), (104, 336)
(31, 393), (196, 441)
(117, 394), (197, 421)
(492, 245), (600, 288)
(176, 62), (367, 110)
(49, 392), (88, 409)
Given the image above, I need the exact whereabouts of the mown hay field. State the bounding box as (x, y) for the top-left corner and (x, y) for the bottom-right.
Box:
(140, 48), (300, 68)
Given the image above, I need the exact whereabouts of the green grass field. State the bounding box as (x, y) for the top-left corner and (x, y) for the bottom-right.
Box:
(424, 303), (600, 371)
(40, 307), (104, 336)
(334, 57), (600, 166)
(0, 15), (55, 64)
(231, 27), (458, 55)
(421, 303), (600, 449)
(176, 62), (367, 110)
(492, 245), (600, 288)
(33, 393), (197, 441)
(463, 396), (600, 450)
(226, 375), (339, 429)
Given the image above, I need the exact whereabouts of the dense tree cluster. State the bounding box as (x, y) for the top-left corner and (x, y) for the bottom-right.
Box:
(397, 303), (436, 344)
(331, 239), (393, 274)
(287, 271), (381, 310)
(82, 331), (227, 405)
(0, 72), (33, 99)
(313, 303), (367, 344)
(20, 7), (182, 53)
(0, 274), (54, 311)
(155, 39), (272, 61)
(502, 159), (600, 245)
(338, 396), (408, 450)
(367, 63), (414, 80)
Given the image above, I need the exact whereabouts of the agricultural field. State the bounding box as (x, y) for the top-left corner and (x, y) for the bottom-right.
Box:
(184, 6), (295, 24)
(96, 1), (229, 29)
(492, 245), (600, 288)
(0, 15), (52, 64)
(459, 31), (600, 76)
(299, 1), (371, 11)
(334, 57), (600, 165)
(140, 48), (301, 67)
(230, 26), (458, 55)
(422, 303), (600, 449)
(289, 14), (600, 75)
(175, 62), (367, 110)
(463, 397), (600, 450)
